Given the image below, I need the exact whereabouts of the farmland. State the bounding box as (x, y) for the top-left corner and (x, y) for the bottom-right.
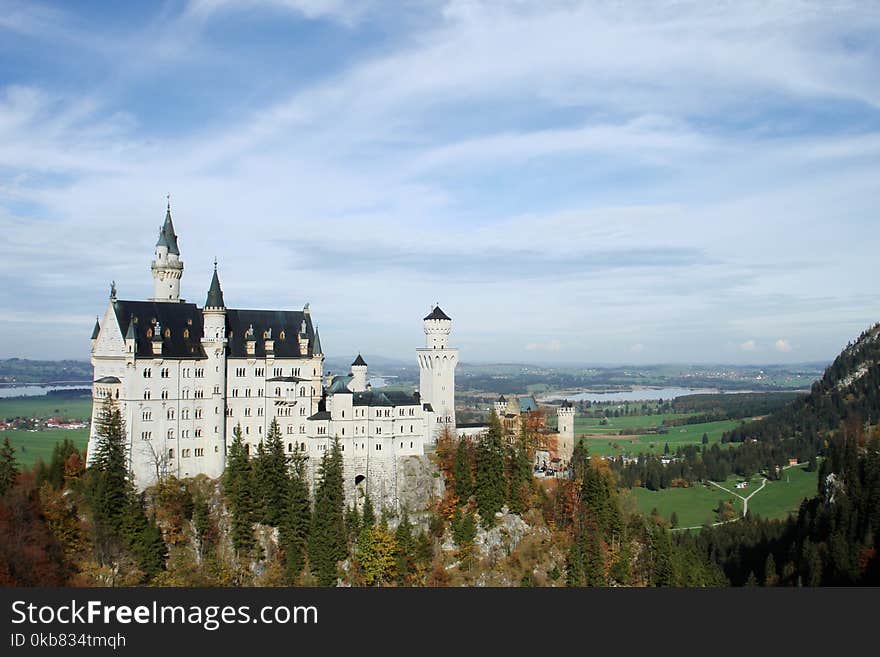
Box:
(0, 394), (91, 468)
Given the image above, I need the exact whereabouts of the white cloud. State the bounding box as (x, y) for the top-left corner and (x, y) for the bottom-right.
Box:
(525, 340), (562, 352)
(775, 339), (793, 353)
(740, 339), (757, 352)
(630, 343), (645, 354)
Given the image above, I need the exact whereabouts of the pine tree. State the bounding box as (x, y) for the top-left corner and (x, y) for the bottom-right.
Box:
(507, 425), (533, 514)
(223, 424), (255, 556)
(475, 411), (506, 527)
(394, 507), (415, 585)
(361, 494), (376, 530)
(453, 437), (473, 503)
(279, 442), (311, 581)
(0, 436), (17, 496)
(256, 419), (289, 526)
(308, 437), (347, 586)
(87, 395), (132, 549)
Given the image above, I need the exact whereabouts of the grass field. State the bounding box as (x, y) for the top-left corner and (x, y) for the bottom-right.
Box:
(630, 483), (742, 528)
(747, 465), (818, 520)
(579, 418), (743, 457)
(574, 413), (692, 435)
(2, 428), (90, 468)
(630, 466), (819, 528)
(0, 396), (92, 421)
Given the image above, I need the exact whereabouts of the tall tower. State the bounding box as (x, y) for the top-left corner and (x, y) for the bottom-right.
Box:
(350, 354), (368, 392)
(151, 202), (184, 302)
(201, 262), (227, 477)
(417, 305), (458, 440)
(556, 400), (575, 465)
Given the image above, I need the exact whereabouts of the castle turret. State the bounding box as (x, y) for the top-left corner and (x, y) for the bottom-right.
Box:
(150, 201), (184, 302)
(556, 400), (576, 466)
(90, 316), (100, 352)
(493, 394), (508, 418)
(350, 354), (368, 392)
(201, 263), (228, 478)
(417, 305), (459, 440)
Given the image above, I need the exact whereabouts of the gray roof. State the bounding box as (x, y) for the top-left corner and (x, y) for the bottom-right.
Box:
(308, 410), (331, 421)
(351, 389), (421, 408)
(94, 376), (121, 384)
(205, 265), (225, 308)
(351, 354), (367, 367)
(114, 301), (206, 359)
(497, 395), (507, 403)
(518, 396), (538, 412)
(91, 317), (100, 340)
(327, 375), (353, 395)
(157, 205), (180, 255)
(313, 328), (323, 355)
(424, 305), (451, 321)
(225, 309), (316, 359)
(267, 376), (307, 383)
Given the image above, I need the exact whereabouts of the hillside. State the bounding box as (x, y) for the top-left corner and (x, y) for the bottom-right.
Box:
(725, 323), (880, 447)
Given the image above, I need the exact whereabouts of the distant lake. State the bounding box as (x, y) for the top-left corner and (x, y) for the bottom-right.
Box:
(0, 384), (91, 399)
(539, 387), (755, 403)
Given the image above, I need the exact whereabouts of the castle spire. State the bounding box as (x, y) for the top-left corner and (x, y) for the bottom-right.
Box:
(205, 260), (225, 308)
(90, 316), (100, 340)
(313, 328), (323, 356)
(150, 198), (184, 302)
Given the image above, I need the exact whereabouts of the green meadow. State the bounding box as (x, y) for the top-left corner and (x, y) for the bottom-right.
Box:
(0, 396), (92, 421)
(2, 428), (90, 469)
(579, 418), (743, 457)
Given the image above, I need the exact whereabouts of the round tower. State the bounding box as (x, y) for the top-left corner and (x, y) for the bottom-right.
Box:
(417, 305), (459, 440)
(151, 201), (184, 302)
(201, 262), (227, 478)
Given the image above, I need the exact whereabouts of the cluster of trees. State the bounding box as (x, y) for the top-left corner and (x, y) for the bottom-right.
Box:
(435, 412), (533, 531)
(0, 396), (165, 585)
(222, 420), (436, 586)
(671, 392), (801, 419)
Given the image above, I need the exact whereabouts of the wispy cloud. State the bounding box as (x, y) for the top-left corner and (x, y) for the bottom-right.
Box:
(0, 0), (878, 362)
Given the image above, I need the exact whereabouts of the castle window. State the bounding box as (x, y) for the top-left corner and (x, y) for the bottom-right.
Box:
(245, 388), (251, 397)
(341, 410), (345, 418)
(287, 425), (293, 434)
(376, 427), (382, 435)
(300, 426), (306, 434)
(300, 387), (306, 396)
(146, 328), (153, 339)
(161, 389), (169, 400)
(164, 327), (171, 338)
(288, 443), (292, 452)
(168, 448), (174, 458)
(195, 408), (203, 419)
(143, 369), (152, 378)
(410, 442), (413, 449)
(183, 328), (190, 339)
(144, 390), (151, 400)
(257, 407), (264, 417)
(195, 448), (204, 457)
(301, 442), (306, 450)
(400, 442), (403, 449)
(258, 389), (263, 397)
(168, 429), (174, 440)
(258, 426), (262, 434)
(182, 449), (190, 458)
(341, 428), (345, 435)
(142, 410), (152, 421)
(300, 407), (306, 416)
(195, 428), (203, 438)
(375, 443), (382, 451)
(244, 408), (251, 417)
(275, 387), (281, 396)
(195, 368), (204, 378)
(182, 408), (189, 420)
(167, 409), (174, 420)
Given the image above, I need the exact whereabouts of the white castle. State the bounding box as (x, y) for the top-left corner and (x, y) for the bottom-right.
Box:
(87, 205), (460, 506)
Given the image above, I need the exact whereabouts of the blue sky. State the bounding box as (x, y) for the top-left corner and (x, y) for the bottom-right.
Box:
(0, 0), (878, 364)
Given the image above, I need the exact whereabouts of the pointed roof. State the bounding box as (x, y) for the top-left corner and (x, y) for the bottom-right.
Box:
(205, 263), (225, 308)
(351, 354), (367, 367)
(125, 316), (136, 340)
(497, 394), (507, 403)
(157, 203), (180, 255)
(91, 317), (100, 340)
(424, 305), (451, 321)
(313, 328), (323, 355)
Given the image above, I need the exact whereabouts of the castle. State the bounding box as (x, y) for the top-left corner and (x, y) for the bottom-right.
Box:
(87, 205), (459, 507)
(491, 395), (576, 470)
